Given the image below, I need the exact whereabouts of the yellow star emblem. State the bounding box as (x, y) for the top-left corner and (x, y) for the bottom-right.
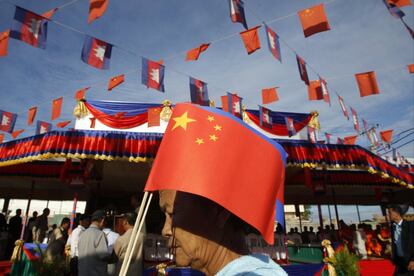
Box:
(172, 111), (196, 131)
(214, 125), (222, 131)
(195, 138), (204, 145)
(207, 116), (215, 122)
(209, 134), (218, 142)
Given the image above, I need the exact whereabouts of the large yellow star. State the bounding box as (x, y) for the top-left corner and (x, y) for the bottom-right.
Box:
(195, 138), (204, 145)
(209, 134), (218, 142)
(172, 111), (196, 131)
(207, 116), (215, 122)
(214, 125), (222, 131)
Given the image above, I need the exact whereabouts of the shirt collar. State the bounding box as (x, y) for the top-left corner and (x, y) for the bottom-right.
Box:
(397, 219), (403, 226)
(77, 225), (85, 231)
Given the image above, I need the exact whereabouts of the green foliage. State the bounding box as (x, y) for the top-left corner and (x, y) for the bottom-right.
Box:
(331, 247), (360, 276)
(302, 204), (312, 220)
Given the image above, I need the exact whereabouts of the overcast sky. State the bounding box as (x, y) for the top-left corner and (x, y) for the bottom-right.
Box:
(1, 0), (413, 221)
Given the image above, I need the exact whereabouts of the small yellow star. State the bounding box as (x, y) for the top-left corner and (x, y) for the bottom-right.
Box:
(195, 138), (204, 145)
(214, 125), (222, 131)
(172, 111), (196, 131)
(209, 134), (218, 142)
(207, 116), (215, 122)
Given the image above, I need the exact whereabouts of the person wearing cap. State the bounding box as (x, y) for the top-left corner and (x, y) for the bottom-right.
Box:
(114, 212), (144, 276)
(67, 214), (90, 276)
(78, 210), (111, 276)
(388, 204), (414, 275)
(159, 190), (287, 275)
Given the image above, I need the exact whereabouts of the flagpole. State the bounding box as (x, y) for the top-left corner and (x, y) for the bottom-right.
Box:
(118, 191), (149, 276)
(120, 193), (153, 276)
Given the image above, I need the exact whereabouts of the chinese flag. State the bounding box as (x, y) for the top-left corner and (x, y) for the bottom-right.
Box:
(343, 135), (358, 145)
(408, 64), (414, 73)
(262, 87), (279, 104)
(42, 8), (58, 19)
(307, 80), (323, 100)
(0, 30), (9, 57)
(298, 4), (331, 38)
(74, 87), (90, 100)
(147, 107), (162, 127)
(0, 134), (3, 144)
(108, 74), (125, 91)
(221, 95), (229, 112)
(355, 71), (380, 97)
(239, 26), (261, 55)
(88, 0), (109, 24)
(380, 129), (393, 143)
(51, 97), (63, 121)
(27, 107), (37, 126)
(185, 43), (210, 61)
(11, 129), (24, 139)
(145, 103), (286, 244)
(56, 120), (71, 128)
(387, 0), (412, 7)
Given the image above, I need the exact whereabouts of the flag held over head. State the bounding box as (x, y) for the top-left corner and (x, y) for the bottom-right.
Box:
(264, 24), (281, 62)
(52, 97), (63, 121)
(284, 117), (297, 137)
(307, 80), (323, 101)
(0, 30), (10, 57)
(189, 77), (209, 106)
(145, 103), (287, 244)
(0, 110), (17, 133)
(27, 107), (37, 126)
(229, 0), (248, 29)
(142, 57), (165, 92)
(380, 129), (393, 143)
(355, 71), (380, 97)
(88, 0), (109, 24)
(81, 35), (112, 69)
(350, 107), (360, 132)
(262, 87), (279, 104)
(297, 4), (331, 38)
(239, 26), (261, 55)
(259, 105), (272, 129)
(108, 74), (125, 91)
(10, 6), (48, 49)
(185, 43), (210, 61)
(296, 55), (310, 85)
(56, 121), (71, 128)
(147, 107), (162, 127)
(343, 135), (358, 145)
(227, 93), (243, 119)
(75, 87), (90, 100)
(36, 120), (51, 135)
(338, 95), (349, 120)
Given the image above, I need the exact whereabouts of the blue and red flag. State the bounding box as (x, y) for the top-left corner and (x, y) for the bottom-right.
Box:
(142, 57), (165, 92)
(383, 0), (405, 18)
(264, 24), (281, 62)
(284, 116), (297, 137)
(338, 95), (349, 120)
(145, 103), (287, 244)
(227, 92), (243, 119)
(350, 107), (360, 133)
(296, 54), (310, 85)
(259, 105), (272, 129)
(229, 0), (248, 29)
(319, 77), (331, 105)
(0, 110), (17, 133)
(10, 6), (48, 49)
(81, 35), (112, 69)
(35, 120), (52, 135)
(189, 77), (209, 106)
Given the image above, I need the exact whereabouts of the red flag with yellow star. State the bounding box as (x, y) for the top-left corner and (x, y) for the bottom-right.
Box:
(145, 103), (287, 244)
(298, 4), (331, 38)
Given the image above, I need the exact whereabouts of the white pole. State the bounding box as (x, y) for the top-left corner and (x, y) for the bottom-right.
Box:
(121, 193), (153, 276)
(118, 191), (149, 276)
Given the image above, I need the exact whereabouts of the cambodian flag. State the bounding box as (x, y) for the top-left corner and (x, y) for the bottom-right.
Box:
(351, 107), (360, 132)
(229, 0), (248, 29)
(383, 0), (405, 18)
(35, 120), (51, 135)
(264, 24), (281, 62)
(259, 105), (272, 129)
(10, 6), (48, 49)
(284, 117), (296, 137)
(0, 110), (17, 133)
(81, 35), (112, 69)
(189, 77), (209, 106)
(227, 93), (243, 119)
(296, 54), (310, 85)
(142, 57), (165, 92)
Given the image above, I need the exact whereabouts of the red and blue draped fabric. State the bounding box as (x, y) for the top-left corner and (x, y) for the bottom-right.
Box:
(0, 130), (162, 167)
(141, 57), (165, 92)
(84, 100), (162, 129)
(81, 35), (112, 69)
(229, 0), (248, 29)
(0, 110), (17, 133)
(246, 109), (312, 136)
(10, 6), (48, 49)
(264, 24), (282, 62)
(189, 77), (209, 106)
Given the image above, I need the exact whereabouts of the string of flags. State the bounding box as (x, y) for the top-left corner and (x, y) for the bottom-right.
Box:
(0, 1), (412, 147)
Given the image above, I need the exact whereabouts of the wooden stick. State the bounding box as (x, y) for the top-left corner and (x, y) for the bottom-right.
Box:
(119, 191), (149, 276)
(120, 192), (153, 276)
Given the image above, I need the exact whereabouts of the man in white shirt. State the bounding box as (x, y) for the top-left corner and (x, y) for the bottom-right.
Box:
(68, 215), (90, 276)
(102, 216), (119, 276)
